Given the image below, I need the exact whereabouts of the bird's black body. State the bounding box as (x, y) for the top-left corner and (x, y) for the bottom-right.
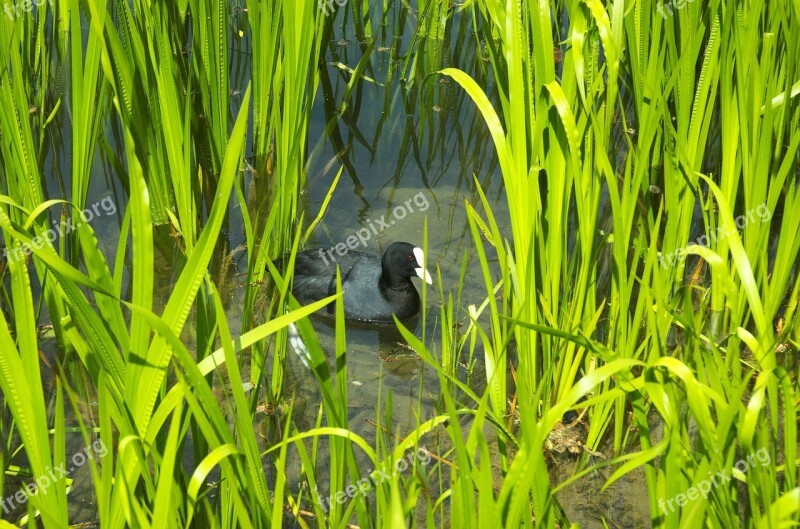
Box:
(284, 242), (432, 322)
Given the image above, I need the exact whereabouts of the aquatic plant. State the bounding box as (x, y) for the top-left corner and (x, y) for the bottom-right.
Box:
(0, 0), (797, 528)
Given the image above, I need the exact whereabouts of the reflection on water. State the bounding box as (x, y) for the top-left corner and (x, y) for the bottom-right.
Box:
(264, 0), (505, 440)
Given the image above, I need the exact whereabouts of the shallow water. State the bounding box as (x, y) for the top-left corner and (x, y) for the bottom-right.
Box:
(233, 5), (511, 517)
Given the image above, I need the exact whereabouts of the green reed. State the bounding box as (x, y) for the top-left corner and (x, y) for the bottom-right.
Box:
(1, 1), (327, 527)
(1, 0), (798, 528)
(441, 0), (798, 527)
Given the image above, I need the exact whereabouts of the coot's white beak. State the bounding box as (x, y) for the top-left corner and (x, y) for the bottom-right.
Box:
(413, 247), (433, 285)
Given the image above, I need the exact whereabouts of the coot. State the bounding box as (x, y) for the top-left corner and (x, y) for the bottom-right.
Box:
(286, 242), (432, 322)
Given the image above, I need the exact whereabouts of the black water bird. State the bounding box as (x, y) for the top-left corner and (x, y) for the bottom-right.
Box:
(281, 241), (433, 322)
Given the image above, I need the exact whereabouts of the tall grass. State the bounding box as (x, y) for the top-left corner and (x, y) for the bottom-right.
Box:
(441, 0), (799, 526)
(0, 0), (797, 528)
(0, 0), (331, 527)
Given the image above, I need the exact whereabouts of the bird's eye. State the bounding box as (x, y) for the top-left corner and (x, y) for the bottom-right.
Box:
(408, 255), (414, 261)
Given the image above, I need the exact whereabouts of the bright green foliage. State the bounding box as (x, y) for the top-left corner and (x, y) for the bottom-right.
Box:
(439, 0), (798, 527)
(0, 0), (797, 528)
